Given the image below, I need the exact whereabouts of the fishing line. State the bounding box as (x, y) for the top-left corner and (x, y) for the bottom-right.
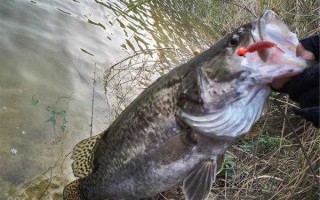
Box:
(274, 95), (318, 183)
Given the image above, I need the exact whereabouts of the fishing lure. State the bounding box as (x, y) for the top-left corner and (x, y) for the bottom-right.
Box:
(237, 41), (283, 56)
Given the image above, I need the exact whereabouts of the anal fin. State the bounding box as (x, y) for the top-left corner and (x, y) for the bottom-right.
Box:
(182, 160), (217, 200)
(63, 179), (84, 200)
(71, 134), (102, 178)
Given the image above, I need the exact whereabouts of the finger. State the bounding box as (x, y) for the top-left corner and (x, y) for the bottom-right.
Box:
(296, 43), (315, 60)
(272, 44), (316, 90)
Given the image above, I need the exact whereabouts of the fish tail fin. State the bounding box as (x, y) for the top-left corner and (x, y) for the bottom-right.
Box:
(63, 179), (84, 200)
(71, 134), (102, 178)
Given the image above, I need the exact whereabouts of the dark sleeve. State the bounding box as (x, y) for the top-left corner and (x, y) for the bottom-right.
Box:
(300, 34), (319, 62)
(282, 64), (320, 104)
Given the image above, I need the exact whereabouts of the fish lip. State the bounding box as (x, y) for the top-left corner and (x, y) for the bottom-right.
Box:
(253, 10), (278, 61)
(255, 10), (281, 40)
(257, 10), (274, 40)
(243, 10), (307, 87)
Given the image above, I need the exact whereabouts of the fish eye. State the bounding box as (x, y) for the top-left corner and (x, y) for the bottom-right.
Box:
(229, 34), (240, 47)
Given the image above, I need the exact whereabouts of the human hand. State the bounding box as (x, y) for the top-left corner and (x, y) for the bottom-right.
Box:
(271, 41), (316, 89)
(272, 34), (319, 127)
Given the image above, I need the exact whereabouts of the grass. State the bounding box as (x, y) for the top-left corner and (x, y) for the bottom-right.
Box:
(168, 0), (319, 38)
(104, 0), (319, 199)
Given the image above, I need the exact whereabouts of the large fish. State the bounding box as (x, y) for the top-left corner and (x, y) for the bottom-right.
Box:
(63, 10), (307, 200)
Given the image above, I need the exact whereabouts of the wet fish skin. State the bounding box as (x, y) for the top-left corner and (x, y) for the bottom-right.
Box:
(64, 10), (308, 200)
(78, 26), (253, 200)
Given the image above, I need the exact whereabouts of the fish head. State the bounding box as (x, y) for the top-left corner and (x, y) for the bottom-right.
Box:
(178, 10), (308, 138)
(230, 10), (307, 79)
(192, 10), (308, 106)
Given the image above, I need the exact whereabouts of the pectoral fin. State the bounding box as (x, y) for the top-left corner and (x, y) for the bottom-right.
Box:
(182, 160), (216, 200)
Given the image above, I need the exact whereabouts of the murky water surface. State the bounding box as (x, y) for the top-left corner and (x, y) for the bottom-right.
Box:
(0, 0), (214, 198)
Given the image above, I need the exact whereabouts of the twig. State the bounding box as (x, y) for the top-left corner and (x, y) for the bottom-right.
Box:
(234, 174), (284, 197)
(159, 193), (168, 200)
(90, 64), (97, 137)
(248, 109), (271, 192)
(39, 167), (53, 199)
(110, 0), (152, 23)
(226, 1), (257, 18)
(60, 151), (72, 173)
(274, 95), (318, 183)
(269, 97), (299, 108)
(104, 47), (174, 92)
(107, 47), (174, 72)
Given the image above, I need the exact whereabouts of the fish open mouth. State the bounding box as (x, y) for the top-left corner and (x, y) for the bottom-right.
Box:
(244, 10), (308, 84)
(254, 11), (290, 62)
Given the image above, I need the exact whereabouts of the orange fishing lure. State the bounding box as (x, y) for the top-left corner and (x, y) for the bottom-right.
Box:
(237, 41), (282, 56)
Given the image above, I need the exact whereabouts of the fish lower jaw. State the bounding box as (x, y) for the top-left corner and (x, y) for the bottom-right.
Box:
(259, 66), (305, 85)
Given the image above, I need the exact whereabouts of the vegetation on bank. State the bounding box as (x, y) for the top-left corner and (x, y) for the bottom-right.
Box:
(167, 0), (319, 39)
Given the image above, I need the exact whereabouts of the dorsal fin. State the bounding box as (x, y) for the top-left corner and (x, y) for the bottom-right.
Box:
(71, 134), (102, 178)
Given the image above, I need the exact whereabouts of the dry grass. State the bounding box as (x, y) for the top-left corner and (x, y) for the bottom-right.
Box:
(104, 47), (186, 115)
(169, 0), (319, 39)
(104, 0), (319, 199)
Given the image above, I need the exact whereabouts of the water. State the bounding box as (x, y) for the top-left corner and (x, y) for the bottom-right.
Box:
(0, 0), (215, 198)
